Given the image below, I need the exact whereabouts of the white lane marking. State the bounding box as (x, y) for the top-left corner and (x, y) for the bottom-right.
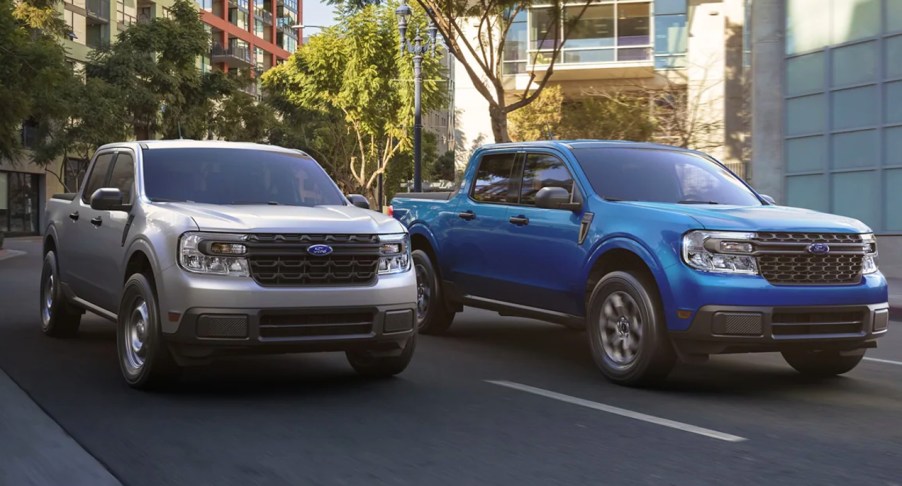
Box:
(486, 380), (747, 443)
(864, 357), (902, 366)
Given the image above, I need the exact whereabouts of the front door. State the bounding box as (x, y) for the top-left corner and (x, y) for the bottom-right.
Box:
(440, 150), (520, 302)
(503, 152), (587, 316)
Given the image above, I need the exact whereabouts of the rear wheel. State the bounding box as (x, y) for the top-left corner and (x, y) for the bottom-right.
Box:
(346, 334), (416, 378)
(117, 274), (180, 389)
(40, 251), (81, 338)
(782, 349), (865, 377)
(586, 271), (676, 386)
(412, 250), (455, 335)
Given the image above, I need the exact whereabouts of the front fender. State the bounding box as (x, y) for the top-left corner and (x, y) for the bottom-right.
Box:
(584, 236), (679, 328)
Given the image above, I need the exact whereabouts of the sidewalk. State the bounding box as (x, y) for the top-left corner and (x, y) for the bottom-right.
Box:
(0, 370), (121, 486)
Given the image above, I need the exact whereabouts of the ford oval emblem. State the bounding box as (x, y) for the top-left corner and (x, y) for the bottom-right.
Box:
(807, 243), (830, 255)
(307, 244), (333, 256)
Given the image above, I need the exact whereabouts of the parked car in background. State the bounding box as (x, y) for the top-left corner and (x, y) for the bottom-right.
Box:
(42, 141), (418, 388)
(391, 141), (889, 386)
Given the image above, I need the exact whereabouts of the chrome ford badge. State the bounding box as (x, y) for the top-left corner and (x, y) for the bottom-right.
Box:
(807, 243), (830, 255)
(307, 244), (333, 256)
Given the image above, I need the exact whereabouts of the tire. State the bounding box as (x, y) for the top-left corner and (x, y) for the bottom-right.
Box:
(586, 271), (676, 386)
(40, 251), (82, 338)
(117, 273), (180, 389)
(412, 250), (455, 335)
(782, 349), (866, 377)
(346, 334), (416, 378)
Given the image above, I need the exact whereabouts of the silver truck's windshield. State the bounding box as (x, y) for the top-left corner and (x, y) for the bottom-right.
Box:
(572, 147), (762, 206)
(142, 148), (346, 206)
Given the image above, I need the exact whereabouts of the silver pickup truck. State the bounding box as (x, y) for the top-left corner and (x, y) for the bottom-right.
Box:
(41, 140), (418, 388)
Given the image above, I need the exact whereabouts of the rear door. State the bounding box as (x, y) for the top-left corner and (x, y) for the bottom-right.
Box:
(502, 151), (588, 316)
(440, 150), (520, 301)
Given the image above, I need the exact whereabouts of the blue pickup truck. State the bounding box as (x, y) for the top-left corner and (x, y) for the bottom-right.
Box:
(390, 141), (890, 385)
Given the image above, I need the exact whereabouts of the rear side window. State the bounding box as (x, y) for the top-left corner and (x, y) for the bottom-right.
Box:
(81, 153), (115, 203)
(519, 153), (577, 206)
(470, 153), (518, 204)
(108, 153), (135, 203)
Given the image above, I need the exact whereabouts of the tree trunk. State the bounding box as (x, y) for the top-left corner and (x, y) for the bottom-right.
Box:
(489, 104), (511, 143)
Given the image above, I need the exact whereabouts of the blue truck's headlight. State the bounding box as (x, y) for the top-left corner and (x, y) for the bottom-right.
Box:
(378, 233), (411, 275)
(861, 233), (878, 274)
(179, 232), (250, 277)
(682, 231), (758, 275)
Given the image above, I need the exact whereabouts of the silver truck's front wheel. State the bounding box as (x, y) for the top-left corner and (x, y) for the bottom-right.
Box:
(117, 274), (179, 389)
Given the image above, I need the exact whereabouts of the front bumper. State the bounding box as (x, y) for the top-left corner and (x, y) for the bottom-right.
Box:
(671, 303), (890, 355)
(155, 264), (418, 356)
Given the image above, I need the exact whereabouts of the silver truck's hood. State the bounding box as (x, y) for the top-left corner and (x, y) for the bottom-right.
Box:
(162, 203), (406, 234)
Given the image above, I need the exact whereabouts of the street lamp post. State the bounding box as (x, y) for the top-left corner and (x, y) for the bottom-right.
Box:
(395, 1), (440, 193)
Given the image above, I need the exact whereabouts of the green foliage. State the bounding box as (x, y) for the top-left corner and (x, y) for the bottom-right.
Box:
(0, 0), (76, 163)
(263, 1), (447, 196)
(509, 86), (655, 142)
(213, 90), (277, 142)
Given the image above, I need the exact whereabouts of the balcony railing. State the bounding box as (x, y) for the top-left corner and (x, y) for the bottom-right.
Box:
(86, 0), (111, 22)
(254, 7), (273, 25)
(228, 0), (249, 11)
(212, 43), (253, 67)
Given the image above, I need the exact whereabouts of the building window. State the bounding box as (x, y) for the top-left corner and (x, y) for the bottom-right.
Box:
(0, 172), (41, 235)
(654, 14), (686, 69)
(196, 0), (213, 12)
(783, 0), (902, 232)
(517, 0), (652, 68)
(20, 120), (39, 149)
(502, 10), (527, 74)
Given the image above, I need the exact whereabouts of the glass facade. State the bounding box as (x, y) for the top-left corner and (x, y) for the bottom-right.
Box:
(502, 1), (686, 72)
(784, 0), (902, 232)
(0, 172), (40, 235)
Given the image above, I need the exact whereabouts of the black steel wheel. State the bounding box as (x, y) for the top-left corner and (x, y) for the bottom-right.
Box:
(40, 251), (81, 338)
(117, 273), (180, 389)
(412, 250), (455, 335)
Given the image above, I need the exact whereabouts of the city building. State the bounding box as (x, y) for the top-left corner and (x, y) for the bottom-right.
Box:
(453, 0), (750, 175)
(1, 0), (301, 237)
(750, 0), (902, 278)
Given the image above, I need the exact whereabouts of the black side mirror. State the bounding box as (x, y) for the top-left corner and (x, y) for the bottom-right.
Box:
(535, 187), (581, 211)
(347, 194), (371, 210)
(760, 194), (776, 205)
(90, 188), (129, 211)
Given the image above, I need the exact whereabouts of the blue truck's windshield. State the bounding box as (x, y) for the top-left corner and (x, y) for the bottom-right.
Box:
(572, 148), (762, 206)
(142, 148), (346, 206)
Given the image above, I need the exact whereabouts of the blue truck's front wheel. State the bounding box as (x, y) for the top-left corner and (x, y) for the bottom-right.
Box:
(412, 250), (455, 335)
(587, 271), (676, 386)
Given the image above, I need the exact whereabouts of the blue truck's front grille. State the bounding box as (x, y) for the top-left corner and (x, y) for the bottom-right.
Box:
(245, 234), (380, 286)
(754, 233), (866, 285)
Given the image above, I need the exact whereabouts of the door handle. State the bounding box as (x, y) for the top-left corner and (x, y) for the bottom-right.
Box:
(509, 216), (529, 226)
(458, 211), (476, 221)
(68, 211), (79, 221)
(90, 216), (103, 227)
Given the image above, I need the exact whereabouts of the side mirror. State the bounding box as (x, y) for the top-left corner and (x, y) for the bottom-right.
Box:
(90, 188), (129, 211)
(535, 187), (581, 211)
(347, 194), (371, 210)
(760, 194), (776, 205)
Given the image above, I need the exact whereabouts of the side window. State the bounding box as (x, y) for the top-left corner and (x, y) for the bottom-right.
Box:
(81, 153), (115, 204)
(470, 153), (518, 204)
(108, 153), (135, 203)
(519, 153), (576, 206)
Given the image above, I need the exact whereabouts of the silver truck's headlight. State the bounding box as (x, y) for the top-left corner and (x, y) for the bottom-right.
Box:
(861, 233), (878, 274)
(378, 233), (411, 275)
(179, 232), (250, 277)
(682, 231), (758, 275)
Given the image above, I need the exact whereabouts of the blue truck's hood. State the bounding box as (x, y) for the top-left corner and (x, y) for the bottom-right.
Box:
(623, 202), (872, 233)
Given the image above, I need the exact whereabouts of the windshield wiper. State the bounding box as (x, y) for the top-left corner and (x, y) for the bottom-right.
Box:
(678, 200), (721, 205)
(228, 201), (281, 205)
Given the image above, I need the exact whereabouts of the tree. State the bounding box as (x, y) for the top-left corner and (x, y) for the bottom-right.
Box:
(85, 0), (230, 140)
(212, 91), (277, 143)
(0, 0), (76, 163)
(508, 85), (655, 143)
(262, 2), (446, 199)
(417, 0), (593, 142)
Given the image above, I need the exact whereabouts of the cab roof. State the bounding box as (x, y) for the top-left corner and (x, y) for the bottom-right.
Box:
(477, 140), (691, 152)
(97, 139), (309, 156)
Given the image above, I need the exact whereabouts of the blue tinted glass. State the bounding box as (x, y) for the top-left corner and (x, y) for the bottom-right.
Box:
(832, 41), (877, 87)
(832, 86), (877, 130)
(573, 148), (761, 205)
(832, 130), (878, 169)
(785, 136), (825, 173)
(886, 126), (902, 166)
(887, 169), (902, 230)
(142, 148), (345, 206)
(833, 171), (878, 228)
(655, 0), (686, 15)
(886, 81), (902, 124)
(654, 14), (687, 54)
(786, 174), (828, 212)
(786, 51), (825, 96)
(787, 94), (826, 135)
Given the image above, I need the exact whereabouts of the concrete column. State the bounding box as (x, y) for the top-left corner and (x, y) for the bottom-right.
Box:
(750, 0), (785, 201)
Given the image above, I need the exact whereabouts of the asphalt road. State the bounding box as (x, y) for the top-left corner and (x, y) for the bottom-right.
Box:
(2, 237), (902, 485)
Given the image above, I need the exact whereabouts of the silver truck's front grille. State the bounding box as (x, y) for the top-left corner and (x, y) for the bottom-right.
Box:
(245, 234), (380, 286)
(753, 232), (867, 285)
